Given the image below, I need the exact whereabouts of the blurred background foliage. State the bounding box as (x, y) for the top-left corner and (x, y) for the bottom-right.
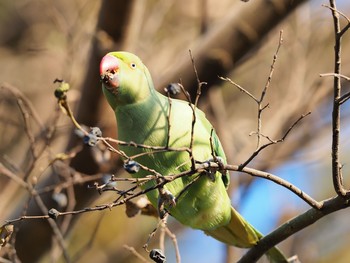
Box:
(1, 0), (350, 262)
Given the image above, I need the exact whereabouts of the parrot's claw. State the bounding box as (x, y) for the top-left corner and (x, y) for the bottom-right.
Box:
(157, 188), (176, 219)
(211, 156), (225, 168)
(200, 156), (226, 182)
(206, 169), (216, 182)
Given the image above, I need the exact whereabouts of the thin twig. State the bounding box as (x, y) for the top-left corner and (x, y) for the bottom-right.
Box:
(322, 4), (350, 36)
(4, 157), (321, 224)
(186, 50), (207, 171)
(0, 164), (71, 262)
(219, 76), (258, 102)
(159, 219), (166, 253)
(320, 72), (350, 81)
(256, 30), (283, 148)
(189, 50), (207, 108)
(100, 137), (163, 177)
(123, 245), (149, 263)
(239, 112), (311, 169)
(0, 163), (28, 189)
(320, 73), (350, 105)
(143, 217), (166, 252)
(221, 31), (283, 151)
(261, 30), (283, 102)
(165, 91), (173, 148)
(338, 91), (350, 105)
(59, 98), (87, 135)
(16, 98), (38, 160)
(327, 0), (348, 197)
(102, 137), (190, 154)
(195, 161), (321, 209)
(0, 83), (44, 129)
(165, 226), (181, 263)
(178, 83), (196, 170)
(1, 83), (58, 182)
(232, 165), (322, 209)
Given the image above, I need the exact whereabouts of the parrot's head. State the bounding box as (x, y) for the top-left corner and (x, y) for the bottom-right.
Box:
(100, 51), (155, 109)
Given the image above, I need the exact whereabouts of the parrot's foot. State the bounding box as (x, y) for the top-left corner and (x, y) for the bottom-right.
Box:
(210, 156), (225, 171)
(157, 187), (176, 219)
(197, 156), (226, 182)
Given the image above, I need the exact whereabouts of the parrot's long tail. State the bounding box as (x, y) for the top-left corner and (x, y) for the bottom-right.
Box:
(204, 207), (288, 263)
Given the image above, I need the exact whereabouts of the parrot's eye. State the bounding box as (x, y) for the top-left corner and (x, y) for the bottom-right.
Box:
(130, 63), (137, 69)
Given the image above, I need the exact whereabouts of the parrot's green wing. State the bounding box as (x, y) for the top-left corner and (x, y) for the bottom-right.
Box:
(100, 51), (288, 263)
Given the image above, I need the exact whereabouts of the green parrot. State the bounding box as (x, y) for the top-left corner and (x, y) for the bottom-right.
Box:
(99, 51), (288, 262)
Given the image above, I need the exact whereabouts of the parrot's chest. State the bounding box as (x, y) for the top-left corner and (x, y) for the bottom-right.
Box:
(116, 101), (212, 175)
(114, 101), (231, 231)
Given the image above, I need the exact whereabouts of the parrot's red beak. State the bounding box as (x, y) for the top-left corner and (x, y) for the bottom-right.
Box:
(100, 54), (120, 90)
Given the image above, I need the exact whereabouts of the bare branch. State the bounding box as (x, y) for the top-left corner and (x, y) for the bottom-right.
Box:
(255, 31), (283, 148)
(143, 216), (168, 252)
(221, 31), (283, 152)
(0, 164), (70, 262)
(238, 196), (350, 262)
(320, 73), (350, 105)
(232, 165), (321, 209)
(123, 245), (149, 263)
(189, 50), (207, 170)
(260, 30), (283, 104)
(322, 4), (350, 36)
(195, 162), (321, 209)
(219, 76), (258, 102)
(0, 83), (44, 129)
(189, 50), (207, 108)
(165, 90), (173, 148)
(320, 72), (350, 81)
(16, 98), (38, 160)
(5, 159), (321, 225)
(177, 82), (196, 170)
(338, 91), (350, 105)
(239, 112), (311, 169)
(327, 0), (349, 197)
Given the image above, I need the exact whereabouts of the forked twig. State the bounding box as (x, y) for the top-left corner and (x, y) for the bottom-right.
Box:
(123, 245), (149, 263)
(320, 72), (350, 81)
(325, 0), (350, 197)
(197, 161), (321, 209)
(219, 76), (258, 102)
(221, 31), (284, 155)
(239, 112), (311, 169)
(320, 73), (350, 105)
(255, 30), (283, 148)
(189, 50), (207, 108)
(322, 4), (350, 36)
